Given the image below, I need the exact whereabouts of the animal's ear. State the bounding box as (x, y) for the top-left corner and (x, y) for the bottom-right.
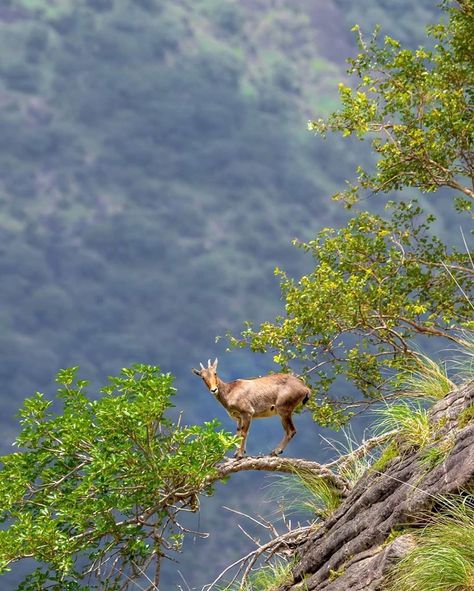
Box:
(213, 357), (218, 369)
(192, 368), (202, 376)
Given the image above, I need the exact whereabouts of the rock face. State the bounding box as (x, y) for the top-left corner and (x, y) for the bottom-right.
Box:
(281, 383), (474, 591)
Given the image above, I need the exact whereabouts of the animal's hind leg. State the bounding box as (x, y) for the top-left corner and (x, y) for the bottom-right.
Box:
(271, 413), (296, 456)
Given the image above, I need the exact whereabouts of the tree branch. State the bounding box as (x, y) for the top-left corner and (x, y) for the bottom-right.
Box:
(325, 430), (397, 470)
(208, 456), (350, 495)
(202, 524), (315, 591)
(447, 179), (474, 200)
(399, 317), (466, 344)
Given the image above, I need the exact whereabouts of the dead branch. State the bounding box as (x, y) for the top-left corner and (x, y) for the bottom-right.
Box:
(208, 456), (350, 495)
(202, 523), (316, 591)
(325, 430), (397, 470)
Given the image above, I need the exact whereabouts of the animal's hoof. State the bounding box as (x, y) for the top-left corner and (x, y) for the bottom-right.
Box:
(234, 451), (245, 460)
(270, 448), (283, 457)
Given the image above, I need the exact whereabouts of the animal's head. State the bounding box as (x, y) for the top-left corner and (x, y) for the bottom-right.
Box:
(192, 358), (219, 395)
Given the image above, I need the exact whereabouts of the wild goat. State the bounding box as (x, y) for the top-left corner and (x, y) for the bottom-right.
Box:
(192, 359), (310, 459)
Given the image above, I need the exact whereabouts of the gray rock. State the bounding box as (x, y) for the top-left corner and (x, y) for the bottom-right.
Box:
(280, 384), (474, 591)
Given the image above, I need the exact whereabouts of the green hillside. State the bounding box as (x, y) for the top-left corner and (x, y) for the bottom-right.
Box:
(0, 0), (346, 413)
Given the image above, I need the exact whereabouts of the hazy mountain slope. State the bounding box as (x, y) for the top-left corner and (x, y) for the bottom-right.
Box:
(0, 0), (346, 420)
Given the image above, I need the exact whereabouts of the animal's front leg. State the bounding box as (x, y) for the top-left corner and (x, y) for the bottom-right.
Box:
(234, 414), (251, 460)
(233, 418), (242, 458)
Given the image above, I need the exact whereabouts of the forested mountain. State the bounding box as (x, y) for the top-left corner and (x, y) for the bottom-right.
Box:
(1, 0), (349, 428)
(0, 0), (449, 587)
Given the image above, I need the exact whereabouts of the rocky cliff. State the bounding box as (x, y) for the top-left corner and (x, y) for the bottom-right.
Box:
(280, 383), (474, 590)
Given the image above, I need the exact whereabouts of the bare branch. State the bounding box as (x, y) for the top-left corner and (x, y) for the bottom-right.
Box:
(208, 456), (350, 495)
(202, 524), (315, 591)
(325, 430), (397, 469)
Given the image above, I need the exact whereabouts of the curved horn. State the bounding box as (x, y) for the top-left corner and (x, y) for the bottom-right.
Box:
(213, 358), (218, 368)
(208, 359), (211, 368)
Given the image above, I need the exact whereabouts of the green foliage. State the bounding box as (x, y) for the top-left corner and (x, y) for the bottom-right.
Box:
(269, 469), (342, 520)
(385, 496), (474, 591)
(458, 404), (474, 428)
(310, 2), (474, 205)
(230, 1), (473, 429)
(372, 440), (400, 473)
(373, 402), (431, 449)
(230, 201), (473, 427)
(0, 1), (457, 588)
(0, 365), (236, 590)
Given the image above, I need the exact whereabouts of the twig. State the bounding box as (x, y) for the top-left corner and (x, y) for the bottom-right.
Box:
(237, 523), (262, 547)
(202, 550), (254, 591)
(202, 525), (314, 591)
(177, 570), (192, 591)
(222, 506), (274, 531)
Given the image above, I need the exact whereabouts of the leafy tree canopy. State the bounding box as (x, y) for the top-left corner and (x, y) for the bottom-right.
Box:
(229, 202), (473, 427)
(0, 365), (236, 590)
(309, 0), (474, 208)
(230, 1), (474, 427)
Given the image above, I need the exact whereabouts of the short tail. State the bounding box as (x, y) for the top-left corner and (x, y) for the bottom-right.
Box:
(302, 390), (310, 405)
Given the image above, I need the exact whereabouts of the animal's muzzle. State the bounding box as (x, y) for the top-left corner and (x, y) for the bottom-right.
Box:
(210, 387), (219, 395)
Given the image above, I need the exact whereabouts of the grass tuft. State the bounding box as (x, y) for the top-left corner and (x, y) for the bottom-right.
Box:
(385, 497), (474, 591)
(373, 401), (431, 449)
(458, 404), (474, 428)
(372, 440), (400, 472)
(418, 438), (454, 470)
(403, 356), (455, 400)
(245, 559), (294, 591)
(223, 559), (295, 591)
(450, 330), (474, 383)
(268, 469), (342, 520)
(322, 428), (373, 486)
